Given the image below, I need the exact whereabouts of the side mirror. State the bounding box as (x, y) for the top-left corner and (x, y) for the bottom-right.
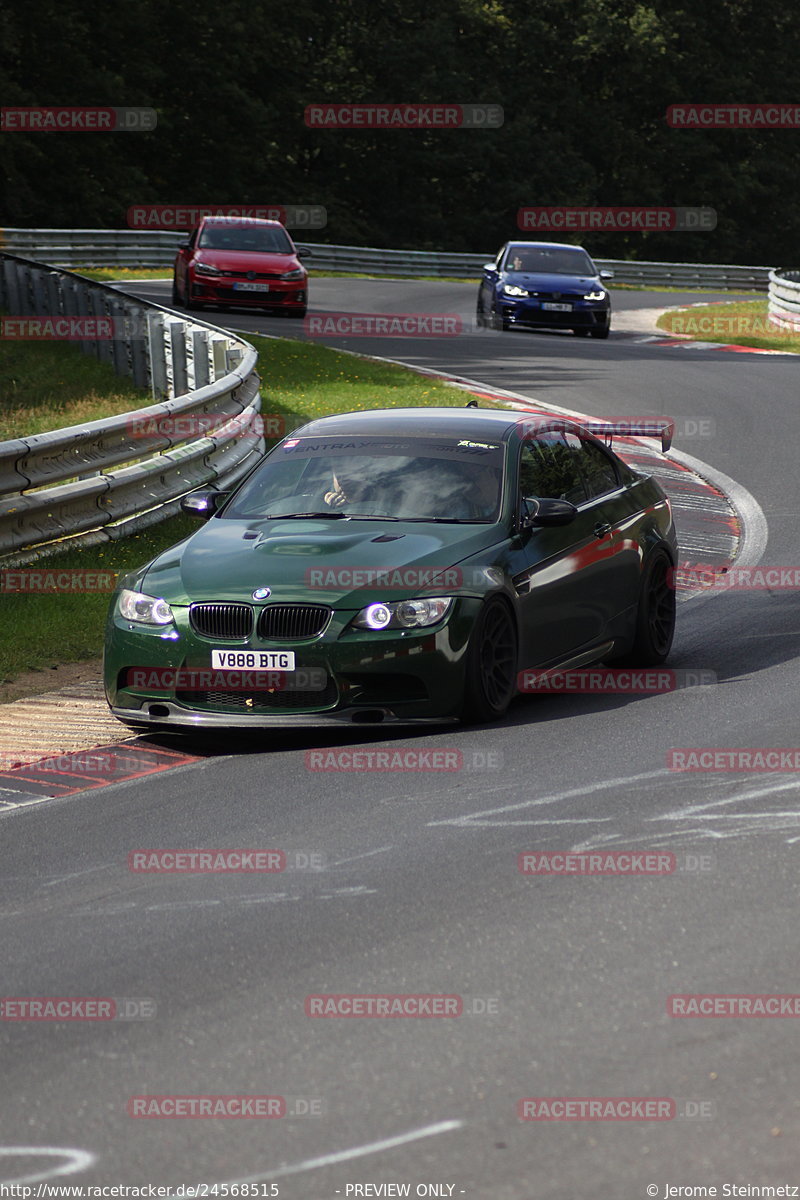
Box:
(532, 497), (578, 526)
(483, 263), (497, 272)
(180, 490), (229, 519)
(519, 496), (540, 529)
(297, 248), (312, 259)
(177, 240), (191, 251)
(599, 269), (614, 280)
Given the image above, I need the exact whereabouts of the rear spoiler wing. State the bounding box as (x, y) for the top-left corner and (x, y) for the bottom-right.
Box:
(581, 419), (674, 454)
(519, 415), (674, 453)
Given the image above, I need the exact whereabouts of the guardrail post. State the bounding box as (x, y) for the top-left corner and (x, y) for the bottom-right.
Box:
(129, 308), (151, 390)
(148, 313), (169, 398)
(210, 334), (229, 381)
(189, 329), (211, 389)
(30, 267), (49, 316)
(45, 270), (62, 319)
(91, 289), (113, 365)
(168, 319), (189, 397)
(73, 280), (95, 358)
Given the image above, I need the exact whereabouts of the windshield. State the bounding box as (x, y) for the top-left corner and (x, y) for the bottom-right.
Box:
(224, 435), (506, 522)
(198, 224), (294, 254)
(503, 247), (595, 275)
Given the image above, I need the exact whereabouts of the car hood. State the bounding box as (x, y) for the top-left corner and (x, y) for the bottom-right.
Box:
(192, 249), (301, 272)
(141, 517), (503, 607)
(501, 271), (602, 292)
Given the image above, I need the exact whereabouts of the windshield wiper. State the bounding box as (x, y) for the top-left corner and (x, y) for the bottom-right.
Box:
(264, 511), (348, 520)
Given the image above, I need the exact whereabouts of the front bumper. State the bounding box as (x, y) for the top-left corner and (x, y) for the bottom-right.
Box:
(105, 597), (481, 729)
(110, 704), (457, 729)
(191, 275), (306, 309)
(499, 300), (610, 329)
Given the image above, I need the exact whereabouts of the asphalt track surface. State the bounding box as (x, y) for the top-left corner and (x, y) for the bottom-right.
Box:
(2, 280), (800, 1196)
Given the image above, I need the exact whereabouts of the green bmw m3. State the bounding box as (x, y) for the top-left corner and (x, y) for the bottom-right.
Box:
(103, 406), (677, 730)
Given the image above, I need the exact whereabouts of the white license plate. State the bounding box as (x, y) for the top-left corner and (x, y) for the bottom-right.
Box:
(232, 282), (270, 292)
(211, 650), (296, 670)
(542, 302), (572, 311)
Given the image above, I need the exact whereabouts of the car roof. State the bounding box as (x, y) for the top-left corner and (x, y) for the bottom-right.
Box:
(503, 241), (591, 253)
(200, 216), (284, 228)
(291, 406), (576, 442)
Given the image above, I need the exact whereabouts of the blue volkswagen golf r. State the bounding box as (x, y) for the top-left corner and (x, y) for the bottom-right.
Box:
(477, 241), (613, 338)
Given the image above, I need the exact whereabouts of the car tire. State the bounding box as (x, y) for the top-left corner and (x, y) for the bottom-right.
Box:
(284, 308), (307, 318)
(614, 548), (676, 666)
(183, 277), (197, 310)
(171, 278), (180, 307)
(573, 327), (590, 337)
(490, 306), (511, 332)
(590, 323), (610, 339)
(460, 597), (518, 723)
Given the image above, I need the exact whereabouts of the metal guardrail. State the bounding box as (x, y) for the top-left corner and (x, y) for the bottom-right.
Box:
(0, 228), (773, 290)
(0, 253), (265, 562)
(767, 268), (800, 329)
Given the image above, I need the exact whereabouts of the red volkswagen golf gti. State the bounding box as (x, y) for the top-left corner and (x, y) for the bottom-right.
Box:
(172, 215), (310, 316)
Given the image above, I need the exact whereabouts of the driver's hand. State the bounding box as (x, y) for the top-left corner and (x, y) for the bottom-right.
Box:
(324, 488), (347, 508)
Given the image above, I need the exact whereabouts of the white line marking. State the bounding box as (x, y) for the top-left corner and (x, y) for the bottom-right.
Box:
(0, 1146), (95, 1186)
(329, 846), (394, 867)
(43, 864), (115, 887)
(427, 769), (669, 826)
(653, 777), (800, 821)
(179, 1119), (462, 1192)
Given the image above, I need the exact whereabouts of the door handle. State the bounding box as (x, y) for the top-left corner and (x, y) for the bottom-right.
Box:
(594, 521), (612, 539)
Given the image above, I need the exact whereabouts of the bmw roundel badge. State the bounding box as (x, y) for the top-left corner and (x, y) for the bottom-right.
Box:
(252, 587), (271, 600)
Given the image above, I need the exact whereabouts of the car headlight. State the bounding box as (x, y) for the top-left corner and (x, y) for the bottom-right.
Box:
(503, 285), (529, 297)
(279, 267), (305, 280)
(583, 289), (606, 301)
(118, 588), (174, 626)
(352, 597), (453, 631)
(195, 262), (222, 276)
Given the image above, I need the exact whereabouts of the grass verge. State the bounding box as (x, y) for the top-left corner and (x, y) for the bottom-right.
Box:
(656, 298), (800, 351)
(1, 335), (492, 690)
(0, 334), (150, 440)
